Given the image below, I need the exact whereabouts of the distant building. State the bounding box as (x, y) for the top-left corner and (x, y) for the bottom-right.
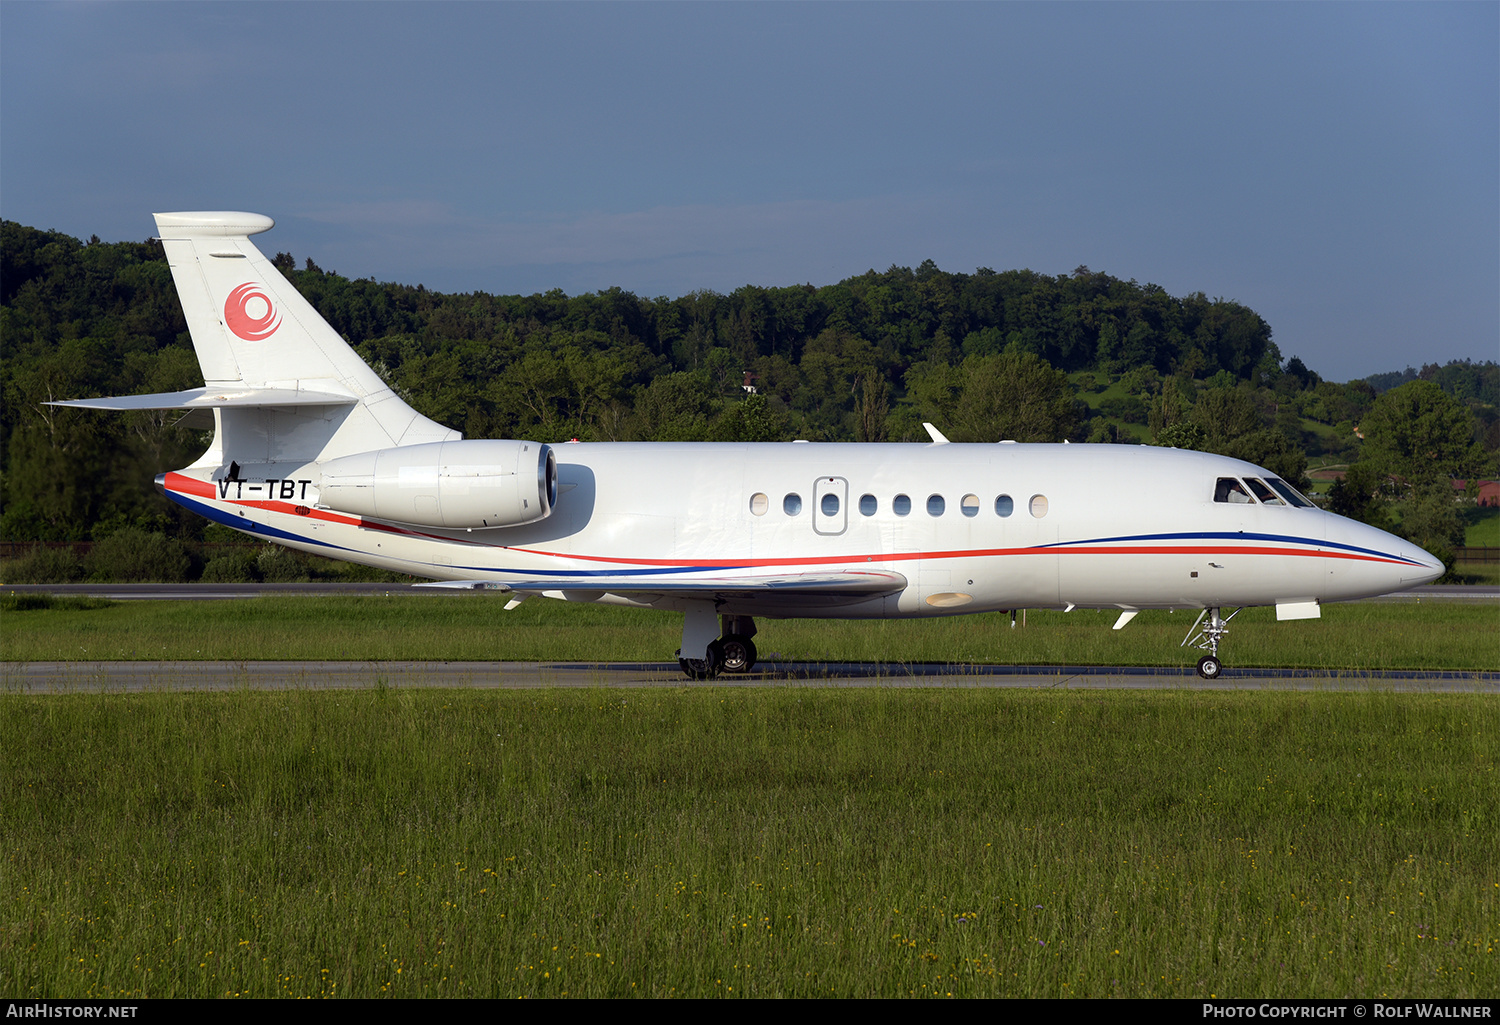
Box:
(1451, 479), (1500, 507)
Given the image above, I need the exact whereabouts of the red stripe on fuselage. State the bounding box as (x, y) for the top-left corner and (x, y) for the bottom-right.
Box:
(493, 542), (1409, 570)
(161, 474), (1409, 571)
(163, 471), (216, 499)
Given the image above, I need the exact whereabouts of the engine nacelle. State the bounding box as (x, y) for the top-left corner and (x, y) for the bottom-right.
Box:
(317, 440), (557, 529)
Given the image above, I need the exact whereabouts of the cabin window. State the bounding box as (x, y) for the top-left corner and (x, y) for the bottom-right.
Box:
(749, 493), (769, 516)
(859, 493), (877, 515)
(893, 494), (912, 516)
(821, 492), (841, 516)
(927, 494), (945, 516)
(1029, 494), (1049, 518)
(1267, 478), (1314, 507)
(1214, 478), (1255, 504)
(783, 493), (803, 515)
(961, 494), (980, 517)
(995, 494), (1014, 517)
(1244, 478), (1283, 505)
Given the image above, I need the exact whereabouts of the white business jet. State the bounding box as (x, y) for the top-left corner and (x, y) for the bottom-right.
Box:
(54, 212), (1445, 679)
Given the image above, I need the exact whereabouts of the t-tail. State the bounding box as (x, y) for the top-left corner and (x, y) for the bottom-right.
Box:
(51, 211), (557, 536)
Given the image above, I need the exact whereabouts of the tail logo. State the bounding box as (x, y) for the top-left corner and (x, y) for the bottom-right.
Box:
(224, 283), (282, 341)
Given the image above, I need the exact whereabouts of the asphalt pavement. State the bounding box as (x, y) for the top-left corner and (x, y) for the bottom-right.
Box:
(4, 659), (1495, 692)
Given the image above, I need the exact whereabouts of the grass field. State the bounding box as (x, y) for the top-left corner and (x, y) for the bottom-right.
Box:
(1465, 506), (1499, 548)
(4, 596), (1494, 998)
(2, 688), (1494, 998)
(3, 593), (1497, 671)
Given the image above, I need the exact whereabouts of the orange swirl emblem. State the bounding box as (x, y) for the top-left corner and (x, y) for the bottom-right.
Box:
(224, 283), (282, 341)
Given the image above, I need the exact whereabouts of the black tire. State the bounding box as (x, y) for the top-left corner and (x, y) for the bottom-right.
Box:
(679, 641), (724, 681)
(1196, 655), (1222, 680)
(719, 635), (758, 673)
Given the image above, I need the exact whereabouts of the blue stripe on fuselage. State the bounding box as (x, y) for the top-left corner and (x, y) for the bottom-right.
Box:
(165, 491), (353, 552)
(1041, 530), (1421, 566)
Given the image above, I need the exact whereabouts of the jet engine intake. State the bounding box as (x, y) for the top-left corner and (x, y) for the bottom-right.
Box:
(317, 440), (556, 529)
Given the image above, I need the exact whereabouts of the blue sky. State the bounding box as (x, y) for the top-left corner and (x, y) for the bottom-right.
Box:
(3, 2), (1494, 381)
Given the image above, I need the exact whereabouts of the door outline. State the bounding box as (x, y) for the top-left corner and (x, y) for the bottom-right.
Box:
(814, 476), (848, 536)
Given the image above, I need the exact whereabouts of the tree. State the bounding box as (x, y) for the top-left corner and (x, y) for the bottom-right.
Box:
(1189, 386), (1264, 447)
(1327, 462), (1394, 530)
(1182, 385), (1310, 487)
(629, 371), (718, 441)
(1340, 380), (1487, 577)
(855, 372), (889, 442)
(707, 394), (789, 442)
(945, 350), (1077, 443)
(1358, 381), (1483, 489)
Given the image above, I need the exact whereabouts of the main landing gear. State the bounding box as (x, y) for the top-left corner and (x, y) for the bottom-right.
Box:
(1182, 606), (1240, 679)
(677, 613), (758, 680)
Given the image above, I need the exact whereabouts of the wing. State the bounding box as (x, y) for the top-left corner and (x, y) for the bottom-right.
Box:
(418, 569), (909, 611)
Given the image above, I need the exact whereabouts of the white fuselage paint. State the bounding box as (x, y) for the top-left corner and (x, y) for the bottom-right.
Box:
(161, 440), (1441, 619)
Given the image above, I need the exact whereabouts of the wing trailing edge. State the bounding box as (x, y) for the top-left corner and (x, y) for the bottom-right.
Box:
(417, 569), (909, 607)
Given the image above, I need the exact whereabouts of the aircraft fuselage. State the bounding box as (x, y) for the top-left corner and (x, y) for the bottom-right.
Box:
(159, 440), (1439, 619)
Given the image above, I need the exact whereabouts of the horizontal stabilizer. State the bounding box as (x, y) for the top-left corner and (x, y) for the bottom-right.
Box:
(49, 386), (358, 411)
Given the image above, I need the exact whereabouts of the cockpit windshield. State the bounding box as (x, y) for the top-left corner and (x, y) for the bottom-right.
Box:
(1214, 475), (1315, 508)
(1266, 477), (1315, 507)
(1244, 478), (1283, 505)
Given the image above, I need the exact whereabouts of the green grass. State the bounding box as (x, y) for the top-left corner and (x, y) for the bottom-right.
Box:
(1448, 563), (1499, 586)
(1464, 505), (1499, 548)
(2, 596), (1497, 670)
(2, 688), (1494, 998)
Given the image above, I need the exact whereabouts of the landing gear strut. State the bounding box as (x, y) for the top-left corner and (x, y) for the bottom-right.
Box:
(1182, 606), (1240, 679)
(676, 611), (758, 680)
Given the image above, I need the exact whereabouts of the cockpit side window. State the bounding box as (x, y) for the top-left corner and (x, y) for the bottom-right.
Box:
(1267, 478), (1314, 507)
(1214, 478), (1255, 504)
(1244, 478), (1284, 505)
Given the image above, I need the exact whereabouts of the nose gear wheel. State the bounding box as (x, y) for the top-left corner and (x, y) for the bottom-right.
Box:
(1183, 607), (1239, 678)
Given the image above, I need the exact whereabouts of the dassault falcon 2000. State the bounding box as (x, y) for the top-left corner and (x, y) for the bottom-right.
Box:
(54, 212), (1445, 679)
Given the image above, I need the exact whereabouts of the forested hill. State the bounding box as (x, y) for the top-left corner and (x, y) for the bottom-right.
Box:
(3, 220), (1496, 557)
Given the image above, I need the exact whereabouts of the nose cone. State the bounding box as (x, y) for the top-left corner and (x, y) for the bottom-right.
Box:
(1401, 542), (1447, 587)
(1322, 512), (1445, 599)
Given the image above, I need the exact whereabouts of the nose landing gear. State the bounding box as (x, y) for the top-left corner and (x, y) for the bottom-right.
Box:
(1183, 606), (1240, 679)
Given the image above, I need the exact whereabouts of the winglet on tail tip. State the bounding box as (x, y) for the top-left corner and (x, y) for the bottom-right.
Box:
(153, 211), (275, 238)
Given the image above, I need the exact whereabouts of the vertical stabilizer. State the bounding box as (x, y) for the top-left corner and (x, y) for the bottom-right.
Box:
(152, 211), (457, 463)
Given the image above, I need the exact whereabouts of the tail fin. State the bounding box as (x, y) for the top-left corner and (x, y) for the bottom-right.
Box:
(51, 212), (457, 471)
